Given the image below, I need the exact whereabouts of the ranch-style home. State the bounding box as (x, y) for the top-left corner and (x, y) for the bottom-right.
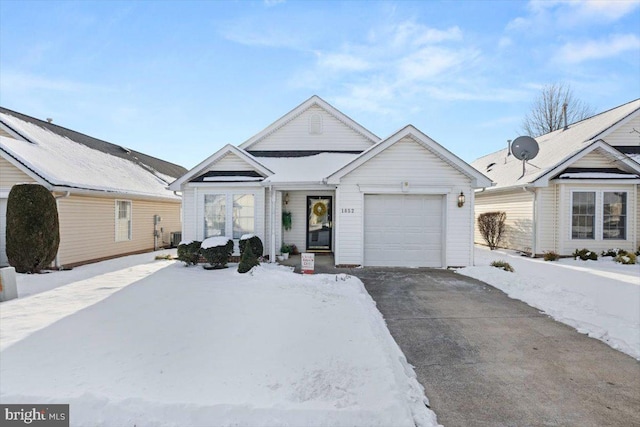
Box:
(170, 96), (492, 267)
(0, 107), (187, 268)
(472, 99), (640, 256)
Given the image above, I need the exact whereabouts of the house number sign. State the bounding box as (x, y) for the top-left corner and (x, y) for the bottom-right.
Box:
(341, 208), (355, 214)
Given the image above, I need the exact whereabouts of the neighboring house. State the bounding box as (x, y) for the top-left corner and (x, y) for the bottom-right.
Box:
(170, 96), (491, 267)
(0, 107), (187, 268)
(471, 99), (640, 256)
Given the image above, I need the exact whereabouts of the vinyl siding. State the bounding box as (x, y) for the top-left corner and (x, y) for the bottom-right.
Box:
(181, 187), (197, 241)
(605, 116), (640, 147)
(0, 156), (37, 190)
(557, 183), (637, 255)
(537, 186), (557, 253)
(475, 190), (534, 253)
(571, 149), (617, 168)
(56, 194), (181, 266)
(336, 136), (473, 267)
(203, 152), (257, 172)
(249, 105), (374, 152)
(0, 127), (15, 139)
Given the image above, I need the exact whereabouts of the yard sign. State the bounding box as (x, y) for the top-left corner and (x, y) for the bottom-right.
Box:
(301, 253), (315, 274)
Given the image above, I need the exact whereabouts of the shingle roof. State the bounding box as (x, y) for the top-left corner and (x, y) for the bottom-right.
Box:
(0, 107), (187, 179)
(0, 107), (187, 199)
(472, 99), (640, 190)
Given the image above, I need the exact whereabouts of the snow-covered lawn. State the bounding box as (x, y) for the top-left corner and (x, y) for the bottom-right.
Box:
(458, 246), (640, 360)
(1, 261), (437, 427)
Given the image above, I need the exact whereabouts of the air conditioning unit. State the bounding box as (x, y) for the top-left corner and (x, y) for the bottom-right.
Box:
(170, 232), (182, 248)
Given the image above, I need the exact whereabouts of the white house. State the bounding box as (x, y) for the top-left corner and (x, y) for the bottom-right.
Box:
(170, 96), (491, 267)
(471, 99), (640, 256)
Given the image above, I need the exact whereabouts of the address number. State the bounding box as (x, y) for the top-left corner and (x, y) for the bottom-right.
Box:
(341, 208), (355, 214)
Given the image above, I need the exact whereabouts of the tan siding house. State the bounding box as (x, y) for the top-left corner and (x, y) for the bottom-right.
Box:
(171, 96), (491, 267)
(0, 107), (186, 268)
(471, 99), (640, 256)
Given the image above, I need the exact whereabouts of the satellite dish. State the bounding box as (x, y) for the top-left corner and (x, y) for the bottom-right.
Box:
(511, 136), (539, 161)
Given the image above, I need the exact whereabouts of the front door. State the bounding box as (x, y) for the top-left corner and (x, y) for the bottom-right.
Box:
(306, 196), (332, 251)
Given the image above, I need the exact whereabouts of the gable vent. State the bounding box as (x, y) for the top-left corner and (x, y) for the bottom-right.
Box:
(486, 162), (496, 172)
(308, 113), (323, 135)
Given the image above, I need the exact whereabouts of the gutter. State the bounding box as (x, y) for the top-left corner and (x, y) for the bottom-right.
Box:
(53, 191), (71, 268)
(523, 186), (537, 257)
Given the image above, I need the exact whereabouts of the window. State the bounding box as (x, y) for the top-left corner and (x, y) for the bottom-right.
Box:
(572, 192), (595, 239)
(603, 192), (626, 240)
(204, 194), (226, 238)
(233, 194), (255, 239)
(115, 200), (132, 241)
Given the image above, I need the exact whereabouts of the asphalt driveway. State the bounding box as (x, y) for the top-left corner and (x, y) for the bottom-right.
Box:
(347, 268), (640, 427)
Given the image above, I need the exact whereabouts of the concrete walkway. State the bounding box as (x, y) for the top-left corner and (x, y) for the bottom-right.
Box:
(337, 267), (640, 427)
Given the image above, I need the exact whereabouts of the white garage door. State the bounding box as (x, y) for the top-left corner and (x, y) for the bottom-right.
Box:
(364, 194), (444, 267)
(0, 198), (7, 267)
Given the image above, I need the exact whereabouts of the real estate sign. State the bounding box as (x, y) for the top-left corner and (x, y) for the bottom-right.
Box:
(301, 253), (315, 274)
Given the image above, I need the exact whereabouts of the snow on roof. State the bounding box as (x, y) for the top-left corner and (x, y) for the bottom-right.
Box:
(472, 99), (640, 190)
(257, 153), (360, 184)
(558, 172), (639, 179)
(0, 112), (180, 200)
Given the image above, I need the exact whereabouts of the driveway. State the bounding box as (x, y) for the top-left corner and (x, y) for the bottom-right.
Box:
(346, 268), (640, 427)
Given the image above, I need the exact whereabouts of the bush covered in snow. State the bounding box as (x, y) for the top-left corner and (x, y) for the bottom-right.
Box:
(6, 184), (60, 273)
(601, 248), (626, 257)
(573, 248), (598, 261)
(177, 241), (201, 266)
(238, 242), (260, 273)
(477, 211), (506, 250)
(614, 252), (637, 265)
(201, 237), (234, 269)
(239, 234), (263, 258)
(543, 251), (560, 261)
(490, 260), (514, 272)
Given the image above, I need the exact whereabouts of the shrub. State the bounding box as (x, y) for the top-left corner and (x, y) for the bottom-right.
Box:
(478, 211), (506, 250)
(573, 248), (598, 261)
(601, 248), (626, 257)
(6, 184), (60, 273)
(239, 234), (263, 258)
(490, 260), (514, 272)
(543, 251), (559, 261)
(615, 252), (637, 265)
(238, 242), (260, 273)
(177, 241), (201, 266)
(201, 237), (234, 269)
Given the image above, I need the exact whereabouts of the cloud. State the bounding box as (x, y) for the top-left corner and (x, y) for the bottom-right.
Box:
(556, 34), (640, 63)
(0, 70), (105, 94)
(264, 0), (285, 6)
(315, 52), (371, 72)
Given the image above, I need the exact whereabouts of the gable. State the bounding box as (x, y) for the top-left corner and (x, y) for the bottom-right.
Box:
(0, 155), (38, 189)
(204, 152), (261, 172)
(604, 115), (640, 147)
(570, 148), (619, 169)
(339, 135), (472, 186)
(247, 104), (375, 152)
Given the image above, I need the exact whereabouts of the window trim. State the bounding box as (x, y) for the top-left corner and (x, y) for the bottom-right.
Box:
(571, 191), (595, 240)
(201, 191), (257, 241)
(115, 200), (133, 242)
(569, 189), (629, 241)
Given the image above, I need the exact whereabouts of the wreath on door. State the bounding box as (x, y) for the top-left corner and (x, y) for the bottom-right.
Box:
(312, 202), (327, 216)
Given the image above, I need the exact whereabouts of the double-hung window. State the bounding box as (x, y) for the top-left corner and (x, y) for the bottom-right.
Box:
(571, 191), (627, 240)
(115, 200), (132, 241)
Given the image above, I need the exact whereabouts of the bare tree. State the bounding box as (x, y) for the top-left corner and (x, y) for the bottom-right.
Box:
(521, 83), (595, 137)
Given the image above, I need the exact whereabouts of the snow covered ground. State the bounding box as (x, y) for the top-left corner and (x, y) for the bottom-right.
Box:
(1, 260), (438, 427)
(458, 246), (640, 360)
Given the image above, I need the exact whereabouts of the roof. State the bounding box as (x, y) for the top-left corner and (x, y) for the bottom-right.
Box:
(259, 153), (360, 184)
(472, 99), (640, 190)
(0, 108), (186, 200)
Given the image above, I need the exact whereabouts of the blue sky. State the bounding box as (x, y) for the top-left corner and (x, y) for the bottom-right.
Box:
(1, 0), (639, 169)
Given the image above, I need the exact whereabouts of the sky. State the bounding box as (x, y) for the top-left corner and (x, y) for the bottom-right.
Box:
(1, 0), (639, 170)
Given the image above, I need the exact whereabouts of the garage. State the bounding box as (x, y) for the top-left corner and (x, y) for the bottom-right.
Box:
(0, 198), (7, 266)
(364, 194), (444, 267)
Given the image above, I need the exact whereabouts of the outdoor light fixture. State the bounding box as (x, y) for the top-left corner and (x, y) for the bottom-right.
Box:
(284, 192), (290, 205)
(457, 191), (465, 208)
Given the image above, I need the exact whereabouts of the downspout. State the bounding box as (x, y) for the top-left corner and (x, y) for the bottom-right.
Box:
(523, 186), (537, 257)
(53, 191), (71, 268)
